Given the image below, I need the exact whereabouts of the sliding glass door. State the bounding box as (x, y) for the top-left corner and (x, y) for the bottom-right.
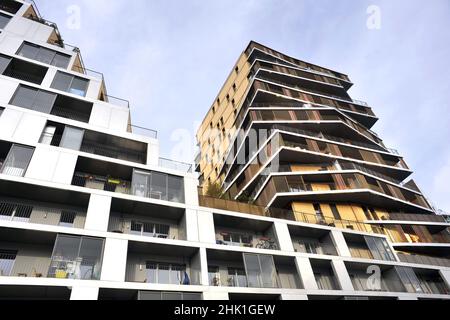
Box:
(243, 253), (279, 288)
(1, 144), (34, 177)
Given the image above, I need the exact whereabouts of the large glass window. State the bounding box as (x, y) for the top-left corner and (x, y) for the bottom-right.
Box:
(138, 291), (201, 301)
(51, 71), (89, 97)
(17, 42), (71, 69)
(364, 236), (396, 261)
(243, 253), (278, 288)
(60, 126), (84, 151)
(130, 221), (170, 238)
(10, 85), (57, 114)
(145, 262), (188, 285)
(395, 266), (423, 293)
(1, 144), (34, 177)
(0, 12), (11, 29)
(132, 169), (185, 204)
(0, 55), (11, 74)
(48, 235), (104, 280)
(0, 250), (17, 277)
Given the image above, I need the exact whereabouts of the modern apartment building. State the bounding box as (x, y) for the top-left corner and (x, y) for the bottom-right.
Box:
(0, 0), (449, 301)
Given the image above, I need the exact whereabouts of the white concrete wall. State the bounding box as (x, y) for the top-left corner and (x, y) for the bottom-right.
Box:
(25, 146), (78, 184)
(70, 286), (99, 301)
(89, 102), (129, 132)
(197, 210), (216, 244)
(295, 257), (318, 290)
(280, 294), (308, 300)
(100, 238), (128, 282)
(330, 230), (352, 257)
(184, 175), (199, 206)
(84, 194), (112, 232)
(184, 209), (199, 242)
(147, 140), (159, 166)
(331, 260), (354, 291)
(0, 108), (46, 145)
(440, 269), (450, 289)
(202, 291), (229, 300)
(0, 78), (18, 104)
(273, 221), (294, 252)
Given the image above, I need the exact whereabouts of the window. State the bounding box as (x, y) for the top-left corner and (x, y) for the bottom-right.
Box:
(10, 85), (57, 114)
(59, 126), (84, 151)
(212, 106), (215, 114)
(0, 144), (34, 177)
(0, 12), (11, 29)
(0, 54), (11, 74)
(395, 266), (423, 293)
(130, 221), (170, 238)
(48, 235), (104, 280)
(17, 42), (71, 69)
(51, 71), (89, 97)
(226, 94), (230, 102)
(364, 236), (396, 261)
(145, 262), (188, 285)
(0, 250), (17, 277)
(0, 202), (32, 222)
(227, 267), (247, 287)
(0, 0), (22, 14)
(131, 169), (185, 204)
(232, 83), (237, 91)
(59, 211), (76, 228)
(222, 232), (253, 247)
(208, 266), (220, 286)
(243, 253), (278, 288)
(235, 66), (239, 74)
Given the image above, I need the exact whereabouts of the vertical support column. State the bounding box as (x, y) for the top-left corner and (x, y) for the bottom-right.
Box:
(295, 257), (318, 290)
(273, 221), (294, 252)
(439, 269), (450, 289)
(331, 260), (354, 291)
(70, 286), (99, 301)
(184, 175), (199, 206)
(146, 140), (159, 166)
(330, 230), (351, 257)
(197, 210), (216, 244)
(85, 194), (112, 232)
(199, 247), (209, 286)
(184, 209), (199, 242)
(100, 238), (128, 282)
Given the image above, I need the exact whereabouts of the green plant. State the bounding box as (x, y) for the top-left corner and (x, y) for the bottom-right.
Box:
(205, 181), (222, 198)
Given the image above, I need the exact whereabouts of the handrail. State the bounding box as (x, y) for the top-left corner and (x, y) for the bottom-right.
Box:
(159, 158), (192, 173)
(127, 125), (158, 139)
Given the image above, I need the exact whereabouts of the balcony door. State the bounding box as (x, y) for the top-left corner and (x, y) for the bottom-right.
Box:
(242, 253), (278, 288)
(1, 144), (34, 177)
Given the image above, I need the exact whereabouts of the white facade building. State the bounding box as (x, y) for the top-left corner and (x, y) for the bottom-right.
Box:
(0, 0), (449, 300)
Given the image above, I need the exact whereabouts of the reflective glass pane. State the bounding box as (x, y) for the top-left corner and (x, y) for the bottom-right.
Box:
(158, 264), (170, 284)
(1, 144), (34, 177)
(168, 175), (184, 203)
(78, 237), (104, 280)
(70, 77), (89, 97)
(0, 250), (17, 276)
(10, 86), (38, 109)
(150, 172), (167, 200)
(17, 43), (39, 60)
(243, 253), (261, 288)
(33, 90), (56, 113)
(51, 72), (72, 92)
(0, 13), (11, 29)
(146, 263), (157, 283)
(52, 53), (71, 69)
(60, 126), (84, 151)
(132, 170), (150, 197)
(49, 235), (80, 279)
(259, 254), (278, 288)
(36, 47), (56, 65)
(0, 55), (12, 74)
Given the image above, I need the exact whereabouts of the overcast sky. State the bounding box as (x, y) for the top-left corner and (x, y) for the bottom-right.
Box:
(36, 0), (450, 212)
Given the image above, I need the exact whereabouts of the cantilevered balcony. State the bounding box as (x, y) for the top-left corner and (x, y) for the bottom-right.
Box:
(207, 249), (302, 289)
(125, 242), (201, 286)
(343, 233), (396, 261)
(0, 228), (104, 281)
(213, 213), (279, 250)
(71, 157), (185, 204)
(288, 225), (338, 256)
(0, 54), (48, 85)
(108, 197), (187, 240)
(257, 172), (432, 213)
(10, 84), (93, 123)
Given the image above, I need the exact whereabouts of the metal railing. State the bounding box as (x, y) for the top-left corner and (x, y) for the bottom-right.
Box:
(388, 213), (448, 223)
(71, 65), (104, 81)
(159, 158), (192, 173)
(127, 125), (158, 139)
(397, 253), (450, 268)
(102, 95), (130, 109)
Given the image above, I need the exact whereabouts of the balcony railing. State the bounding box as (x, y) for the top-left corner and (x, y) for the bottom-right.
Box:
(127, 125), (158, 139)
(159, 158), (192, 173)
(102, 95), (130, 109)
(51, 105), (91, 123)
(71, 65), (104, 81)
(388, 213), (448, 224)
(397, 253), (450, 268)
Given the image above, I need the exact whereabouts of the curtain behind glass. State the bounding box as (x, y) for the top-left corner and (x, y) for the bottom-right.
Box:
(60, 126), (84, 151)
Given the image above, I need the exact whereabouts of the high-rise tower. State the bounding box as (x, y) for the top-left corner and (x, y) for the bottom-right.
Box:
(196, 41), (450, 274)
